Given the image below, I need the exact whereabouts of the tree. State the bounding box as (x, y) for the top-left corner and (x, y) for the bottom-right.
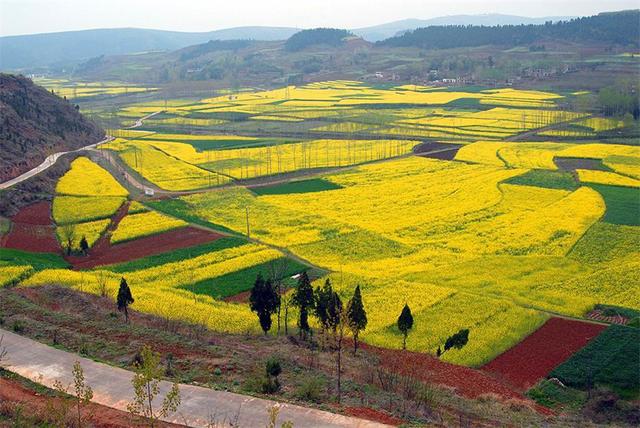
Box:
(281, 292), (294, 335)
(439, 329), (470, 356)
(326, 290), (343, 337)
(249, 273), (280, 335)
(72, 361), (93, 427)
(268, 258), (290, 334)
(314, 278), (332, 337)
(127, 346), (181, 427)
(60, 223), (76, 255)
(330, 296), (348, 403)
(397, 304), (414, 350)
(293, 272), (314, 339)
(117, 277), (134, 323)
(346, 285), (367, 353)
(79, 236), (89, 255)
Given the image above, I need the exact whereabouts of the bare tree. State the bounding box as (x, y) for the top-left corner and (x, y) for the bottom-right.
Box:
(268, 258), (290, 334)
(60, 223), (77, 255)
(95, 270), (110, 298)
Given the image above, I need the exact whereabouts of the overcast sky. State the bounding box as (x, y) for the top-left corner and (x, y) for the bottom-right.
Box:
(0, 0), (637, 37)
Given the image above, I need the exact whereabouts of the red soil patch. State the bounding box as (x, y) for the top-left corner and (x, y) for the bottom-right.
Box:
(361, 343), (554, 416)
(362, 343), (522, 400)
(10, 201), (53, 225)
(2, 201), (60, 253)
(0, 377), (181, 427)
(343, 406), (403, 426)
(68, 226), (224, 269)
(481, 317), (607, 391)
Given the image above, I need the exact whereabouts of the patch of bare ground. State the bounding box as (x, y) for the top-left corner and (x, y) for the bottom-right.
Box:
(413, 142), (464, 160)
(1, 201), (60, 253)
(554, 157), (610, 171)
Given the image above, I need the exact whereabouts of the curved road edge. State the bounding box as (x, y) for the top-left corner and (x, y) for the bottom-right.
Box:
(0, 329), (389, 428)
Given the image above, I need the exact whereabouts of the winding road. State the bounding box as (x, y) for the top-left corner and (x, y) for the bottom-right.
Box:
(0, 137), (112, 190)
(0, 329), (388, 428)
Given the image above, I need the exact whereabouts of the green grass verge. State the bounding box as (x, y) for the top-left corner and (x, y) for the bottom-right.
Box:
(550, 325), (640, 399)
(505, 169), (578, 190)
(103, 237), (247, 273)
(0, 248), (69, 270)
(527, 379), (586, 411)
(587, 184), (640, 226)
(251, 179), (343, 196)
(184, 257), (309, 299)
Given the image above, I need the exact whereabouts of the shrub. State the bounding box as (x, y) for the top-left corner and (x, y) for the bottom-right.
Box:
(294, 375), (326, 403)
(12, 320), (25, 333)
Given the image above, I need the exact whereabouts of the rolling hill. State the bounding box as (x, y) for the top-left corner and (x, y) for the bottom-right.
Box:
(0, 73), (103, 183)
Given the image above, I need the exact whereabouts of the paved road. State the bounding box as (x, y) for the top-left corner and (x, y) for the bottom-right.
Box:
(0, 329), (388, 428)
(0, 137), (112, 190)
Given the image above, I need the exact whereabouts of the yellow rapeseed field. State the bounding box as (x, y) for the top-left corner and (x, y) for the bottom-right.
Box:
(111, 211), (188, 244)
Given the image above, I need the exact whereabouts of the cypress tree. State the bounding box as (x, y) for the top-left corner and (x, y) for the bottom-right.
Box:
(397, 303), (414, 350)
(117, 277), (134, 323)
(293, 271), (314, 339)
(249, 273), (280, 335)
(314, 278), (332, 341)
(346, 285), (367, 353)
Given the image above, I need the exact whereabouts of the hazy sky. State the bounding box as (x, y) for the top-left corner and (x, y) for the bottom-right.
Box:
(0, 0), (637, 37)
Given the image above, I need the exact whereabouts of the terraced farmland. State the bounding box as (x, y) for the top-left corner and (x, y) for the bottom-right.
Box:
(2, 80), (638, 401)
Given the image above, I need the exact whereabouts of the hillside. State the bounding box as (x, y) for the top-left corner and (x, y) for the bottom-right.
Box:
(0, 14), (580, 70)
(0, 26), (300, 70)
(353, 14), (576, 41)
(0, 73), (104, 183)
(66, 10), (639, 89)
(380, 10), (640, 49)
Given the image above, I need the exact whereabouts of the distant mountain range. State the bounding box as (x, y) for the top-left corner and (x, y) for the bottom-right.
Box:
(0, 14), (576, 70)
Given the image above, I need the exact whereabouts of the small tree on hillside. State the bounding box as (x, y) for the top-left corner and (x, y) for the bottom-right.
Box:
(397, 304), (414, 350)
(293, 272), (314, 340)
(117, 277), (134, 323)
(72, 361), (93, 427)
(326, 290), (343, 338)
(314, 278), (332, 336)
(346, 285), (367, 353)
(438, 329), (469, 357)
(327, 294), (348, 403)
(268, 258), (290, 334)
(249, 273), (280, 335)
(127, 345), (181, 427)
(60, 223), (77, 255)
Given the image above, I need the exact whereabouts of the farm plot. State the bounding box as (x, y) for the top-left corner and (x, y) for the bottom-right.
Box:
(137, 137), (418, 180)
(100, 138), (232, 190)
(482, 317), (606, 391)
(550, 325), (639, 398)
(20, 242), (288, 333)
(147, 155), (616, 365)
(110, 211), (187, 244)
(2, 202), (60, 253)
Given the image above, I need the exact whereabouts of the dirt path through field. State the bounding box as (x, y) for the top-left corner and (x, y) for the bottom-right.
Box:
(0, 328), (390, 428)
